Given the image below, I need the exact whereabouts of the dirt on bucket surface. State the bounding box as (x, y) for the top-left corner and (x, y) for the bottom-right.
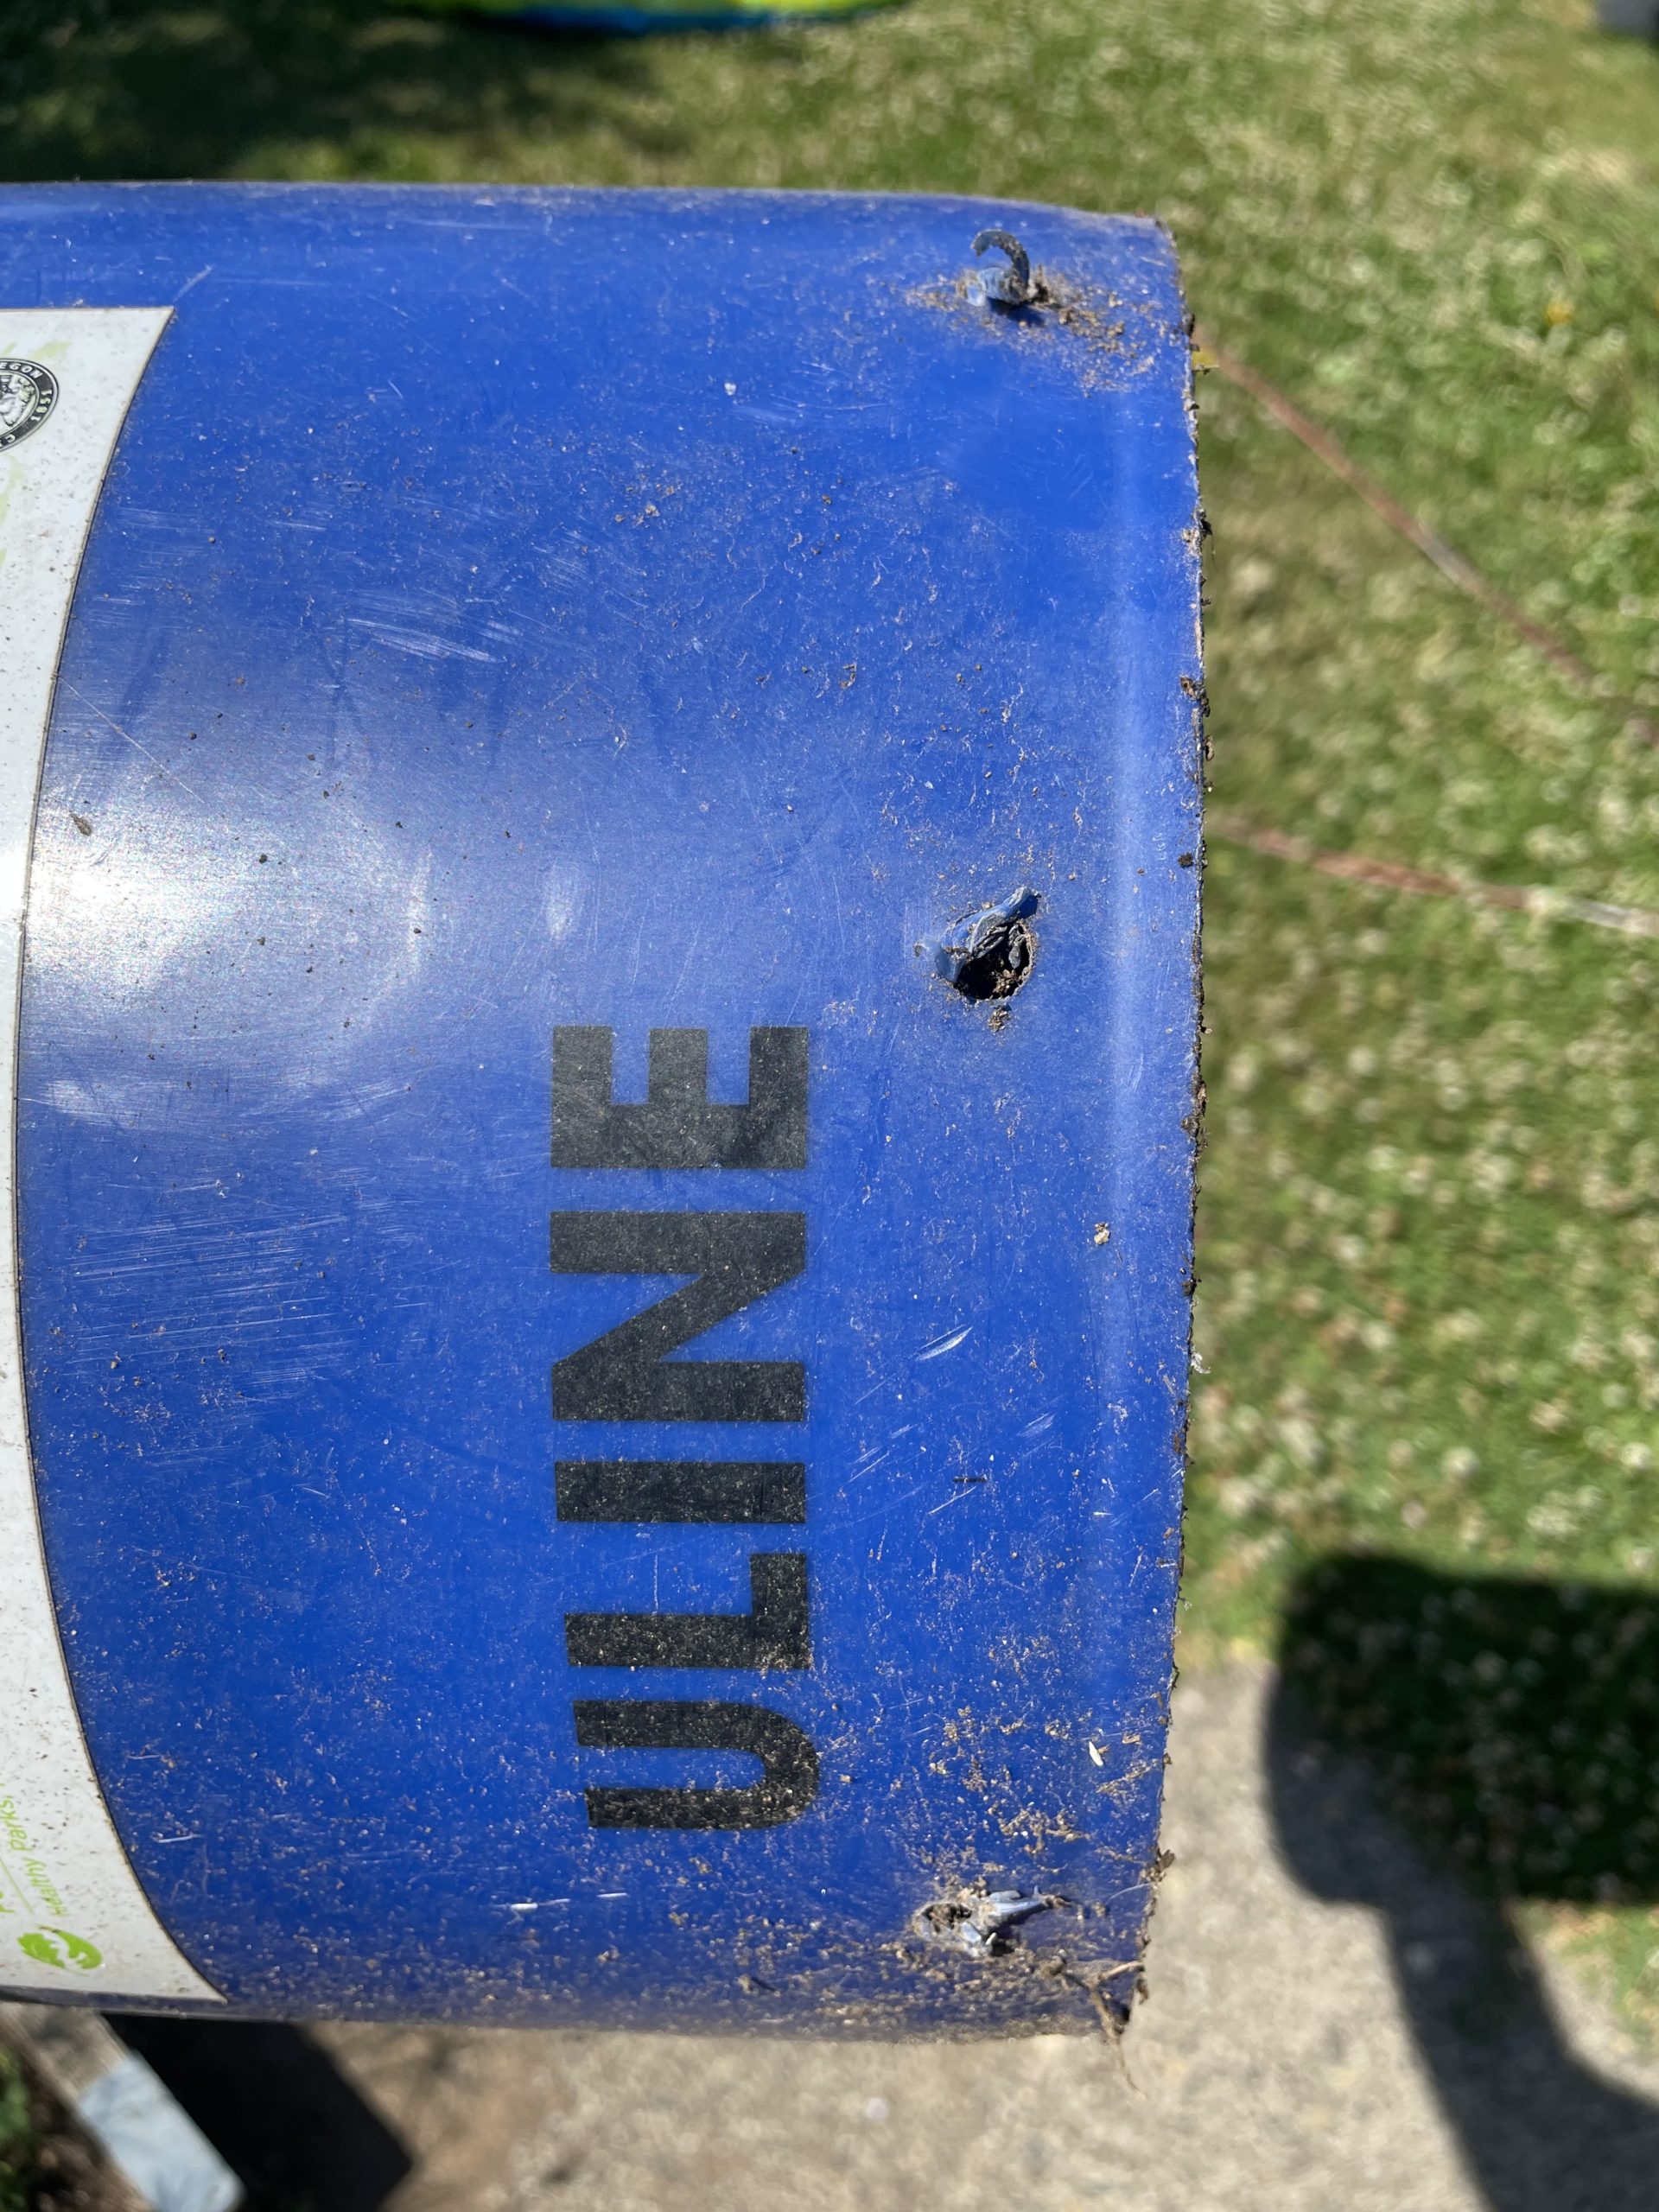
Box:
(284, 1662), (1659, 2212)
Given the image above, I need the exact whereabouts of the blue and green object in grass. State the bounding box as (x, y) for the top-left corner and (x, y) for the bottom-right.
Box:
(405, 0), (889, 30)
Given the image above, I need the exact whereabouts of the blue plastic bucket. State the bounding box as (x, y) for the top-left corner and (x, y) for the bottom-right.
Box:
(0, 188), (1201, 2034)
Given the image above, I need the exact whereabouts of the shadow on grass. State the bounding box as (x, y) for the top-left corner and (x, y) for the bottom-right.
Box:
(1271, 1556), (1659, 2212)
(0, 0), (690, 184)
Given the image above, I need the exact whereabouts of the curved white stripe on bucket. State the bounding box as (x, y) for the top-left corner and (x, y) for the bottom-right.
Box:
(0, 308), (221, 2004)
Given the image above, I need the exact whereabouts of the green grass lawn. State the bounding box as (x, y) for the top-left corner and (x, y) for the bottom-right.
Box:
(0, 2051), (37, 2212)
(6, 0), (1659, 2031)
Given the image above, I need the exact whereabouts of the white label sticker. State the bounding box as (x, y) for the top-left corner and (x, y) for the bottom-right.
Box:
(0, 308), (221, 2004)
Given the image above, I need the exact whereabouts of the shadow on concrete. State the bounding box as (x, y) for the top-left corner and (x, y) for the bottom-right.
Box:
(0, 0), (697, 184)
(107, 2017), (413, 2212)
(1269, 1554), (1659, 2212)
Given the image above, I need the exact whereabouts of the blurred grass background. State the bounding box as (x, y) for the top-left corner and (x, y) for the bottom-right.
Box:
(0, 2050), (35, 2212)
(4, 0), (1659, 2030)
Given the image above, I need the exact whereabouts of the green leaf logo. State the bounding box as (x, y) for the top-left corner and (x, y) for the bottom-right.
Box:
(16, 1927), (102, 1973)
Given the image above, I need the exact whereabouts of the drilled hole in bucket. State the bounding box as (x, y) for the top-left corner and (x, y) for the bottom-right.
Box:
(931, 888), (1040, 1010)
(950, 914), (1034, 1001)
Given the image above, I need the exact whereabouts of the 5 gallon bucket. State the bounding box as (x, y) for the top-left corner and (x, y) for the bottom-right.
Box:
(0, 187), (1201, 2035)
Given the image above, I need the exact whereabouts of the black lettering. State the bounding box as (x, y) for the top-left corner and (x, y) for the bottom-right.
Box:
(556, 1461), (805, 1524)
(574, 1699), (820, 1829)
(553, 1027), (807, 1170)
(565, 1553), (810, 1670)
(550, 1211), (804, 1422)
